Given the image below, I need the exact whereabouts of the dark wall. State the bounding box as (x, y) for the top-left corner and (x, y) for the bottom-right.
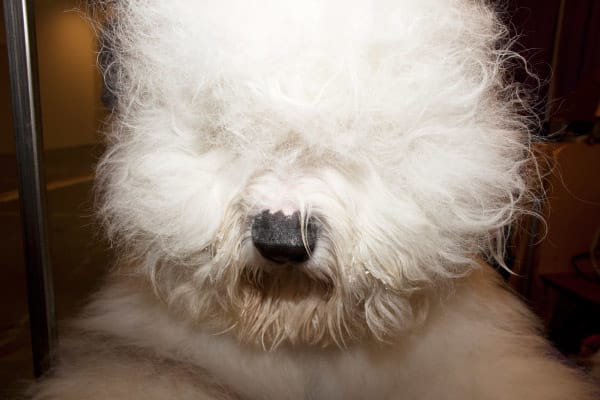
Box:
(507, 0), (600, 122)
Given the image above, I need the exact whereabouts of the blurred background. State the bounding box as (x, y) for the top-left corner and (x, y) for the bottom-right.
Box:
(0, 0), (599, 397)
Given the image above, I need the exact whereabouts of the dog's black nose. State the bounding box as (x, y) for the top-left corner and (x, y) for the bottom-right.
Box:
(251, 210), (318, 263)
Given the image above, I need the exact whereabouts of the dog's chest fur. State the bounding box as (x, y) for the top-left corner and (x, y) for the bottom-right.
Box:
(73, 281), (405, 399)
(55, 266), (590, 400)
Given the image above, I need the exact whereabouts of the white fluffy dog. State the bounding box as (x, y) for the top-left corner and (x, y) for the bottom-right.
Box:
(32, 0), (598, 399)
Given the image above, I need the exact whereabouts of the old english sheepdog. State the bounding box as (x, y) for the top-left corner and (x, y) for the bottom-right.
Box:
(31, 0), (598, 399)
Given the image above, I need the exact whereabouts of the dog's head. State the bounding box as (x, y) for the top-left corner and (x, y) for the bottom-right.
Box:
(95, 0), (535, 348)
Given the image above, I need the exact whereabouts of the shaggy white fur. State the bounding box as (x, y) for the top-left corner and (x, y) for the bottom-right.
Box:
(30, 0), (598, 398)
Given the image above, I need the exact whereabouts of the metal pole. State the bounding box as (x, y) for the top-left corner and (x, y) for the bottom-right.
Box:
(2, 0), (57, 377)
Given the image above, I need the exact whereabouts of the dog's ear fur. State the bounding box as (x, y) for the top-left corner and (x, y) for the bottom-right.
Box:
(98, 20), (119, 110)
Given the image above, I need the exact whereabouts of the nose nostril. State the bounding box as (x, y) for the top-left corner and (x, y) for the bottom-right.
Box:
(251, 210), (318, 263)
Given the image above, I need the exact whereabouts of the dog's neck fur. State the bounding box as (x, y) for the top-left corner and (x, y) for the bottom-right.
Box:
(67, 266), (564, 400)
(72, 277), (402, 398)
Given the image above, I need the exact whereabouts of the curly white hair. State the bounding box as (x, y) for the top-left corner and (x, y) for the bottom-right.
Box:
(30, 1), (597, 399)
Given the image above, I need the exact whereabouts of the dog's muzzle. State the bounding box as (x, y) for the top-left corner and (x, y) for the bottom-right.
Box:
(251, 210), (318, 263)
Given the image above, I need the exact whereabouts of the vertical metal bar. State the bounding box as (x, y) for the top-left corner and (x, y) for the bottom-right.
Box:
(2, 0), (57, 377)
